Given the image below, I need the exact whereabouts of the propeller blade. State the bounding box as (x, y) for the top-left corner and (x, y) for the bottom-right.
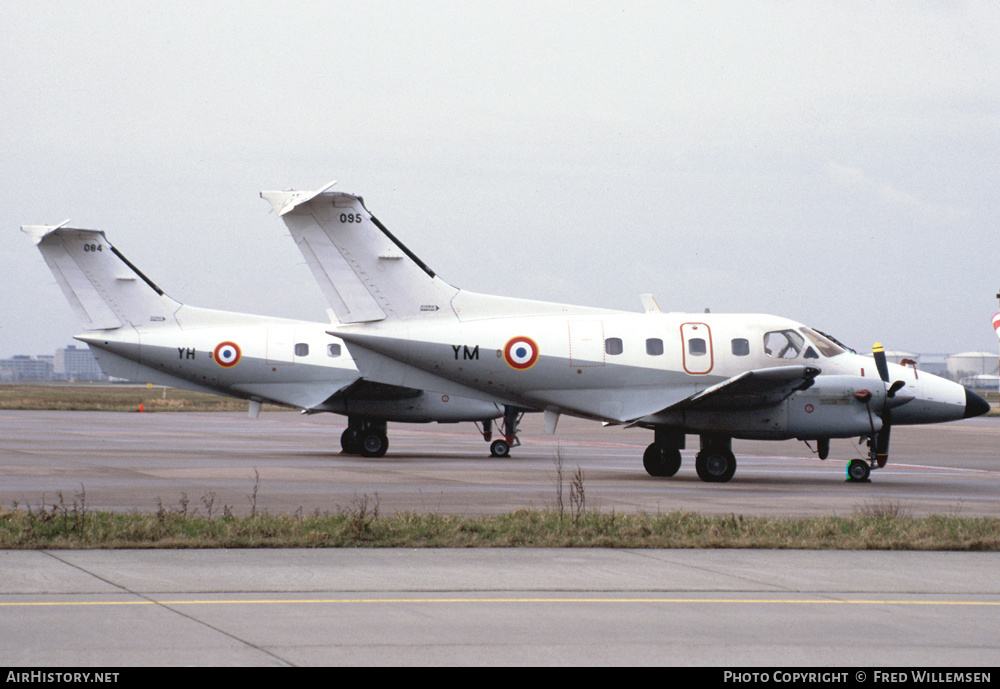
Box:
(874, 413), (890, 468)
(872, 342), (890, 383)
(870, 343), (900, 468)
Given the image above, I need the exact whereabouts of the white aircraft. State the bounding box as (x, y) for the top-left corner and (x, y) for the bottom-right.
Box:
(262, 182), (991, 483)
(23, 222), (505, 456)
(993, 311), (1000, 342)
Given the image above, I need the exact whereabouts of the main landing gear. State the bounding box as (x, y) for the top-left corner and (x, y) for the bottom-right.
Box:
(340, 418), (389, 458)
(485, 406), (523, 457)
(643, 431), (737, 483)
(694, 437), (737, 483)
(643, 427), (684, 477)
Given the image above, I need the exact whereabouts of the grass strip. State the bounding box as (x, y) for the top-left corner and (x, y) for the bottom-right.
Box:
(2, 506), (998, 550)
(0, 383), (280, 413)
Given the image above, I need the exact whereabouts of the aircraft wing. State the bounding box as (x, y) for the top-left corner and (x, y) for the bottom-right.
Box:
(658, 365), (821, 414)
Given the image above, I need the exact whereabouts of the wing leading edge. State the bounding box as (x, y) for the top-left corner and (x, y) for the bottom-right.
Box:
(657, 365), (821, 414)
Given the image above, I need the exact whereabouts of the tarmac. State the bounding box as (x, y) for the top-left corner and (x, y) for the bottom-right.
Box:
(2, 548), (999, 666)
(1, 409), (998, 666)
(1, 409), (998, 517)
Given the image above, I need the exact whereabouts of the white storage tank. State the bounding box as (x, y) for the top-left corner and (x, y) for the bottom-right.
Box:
(947, 352), (1000, 379)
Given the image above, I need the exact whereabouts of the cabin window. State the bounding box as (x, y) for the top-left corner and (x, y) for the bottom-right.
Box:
(605, 337), (623, 356)
(294, 343), (309, 357)
(731, 338), (750, 356)
(688, 338), (707, 356)
(327, 343), (342, 357)
(763, 330), (804, 359)
(645, 338), (664, 356)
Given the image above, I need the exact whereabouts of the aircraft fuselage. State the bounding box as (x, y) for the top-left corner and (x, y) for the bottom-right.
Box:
(77, 305), (501, 423)
(337, 309), (971, 440)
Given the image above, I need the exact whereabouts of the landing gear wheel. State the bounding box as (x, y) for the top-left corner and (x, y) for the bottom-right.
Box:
(695, 447), (737, 483)
(490, 439), (511, 457)
(846, 459), (871, 483)
(359, 431), (388, 458)
(340, 428), (361, 455)
(643, 443), (682, 477)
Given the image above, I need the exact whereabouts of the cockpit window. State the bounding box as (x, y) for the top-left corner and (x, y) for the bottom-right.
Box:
(800, 327), (846, 357)
(763, 330), (805, 359)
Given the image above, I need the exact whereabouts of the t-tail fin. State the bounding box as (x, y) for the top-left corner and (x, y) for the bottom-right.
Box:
(23, 223), (181, 330)
(261, 183), (459, 323)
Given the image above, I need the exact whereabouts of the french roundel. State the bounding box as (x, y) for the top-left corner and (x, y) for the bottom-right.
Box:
(214, 341), (242, 368)
(503, 336), (539, 370)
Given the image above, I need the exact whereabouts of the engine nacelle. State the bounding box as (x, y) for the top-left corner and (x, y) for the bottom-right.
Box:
(678, 375), (885, 440)
(785, 375), (885, 440)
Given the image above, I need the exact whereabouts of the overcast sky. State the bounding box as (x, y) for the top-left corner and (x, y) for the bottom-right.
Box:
(3, 1), (999, 360)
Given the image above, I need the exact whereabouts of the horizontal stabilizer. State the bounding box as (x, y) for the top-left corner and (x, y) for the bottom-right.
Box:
(261, 180), (338, 217)
(333, 330), (516, 406)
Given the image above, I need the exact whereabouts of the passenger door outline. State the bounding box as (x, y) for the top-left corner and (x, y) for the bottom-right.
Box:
(680, 322), (713, 375)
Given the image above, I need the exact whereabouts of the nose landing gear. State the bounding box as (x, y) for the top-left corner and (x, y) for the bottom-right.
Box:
(846, 458), (872, 482)
(489, 406), (523, 457)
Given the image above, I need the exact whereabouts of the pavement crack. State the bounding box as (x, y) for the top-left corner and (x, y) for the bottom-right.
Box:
(40, 551), (295, 666)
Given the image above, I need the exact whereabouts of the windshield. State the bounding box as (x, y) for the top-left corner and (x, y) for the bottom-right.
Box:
(800, 328), (848, 357)
(763, 327), (849, 360)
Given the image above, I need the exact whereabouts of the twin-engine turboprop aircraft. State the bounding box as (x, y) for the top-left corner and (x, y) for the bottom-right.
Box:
(23, 222), (504, 456)
(262, 182), (991, 483)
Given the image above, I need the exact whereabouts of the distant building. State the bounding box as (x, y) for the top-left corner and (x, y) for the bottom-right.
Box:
(912, 353), (949, 378)
(54, 345), (107, 381)
(0, 355), (54, 381)
(959, 374), (1000, 391)
(947, 352), (1000, 381)
(0, 345), (107, 382)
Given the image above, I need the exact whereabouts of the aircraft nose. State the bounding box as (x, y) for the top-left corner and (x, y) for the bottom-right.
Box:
(963, 388), (991, 419)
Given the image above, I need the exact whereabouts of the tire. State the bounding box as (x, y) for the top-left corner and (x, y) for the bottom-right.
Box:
(490, 440), (510, 457)
(643, 443), (681, 477)
(340, 429), (361, 455)
(846, 459), (871, 482)
(695, 448), (737, 483)
(359, 431), (388, 458)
